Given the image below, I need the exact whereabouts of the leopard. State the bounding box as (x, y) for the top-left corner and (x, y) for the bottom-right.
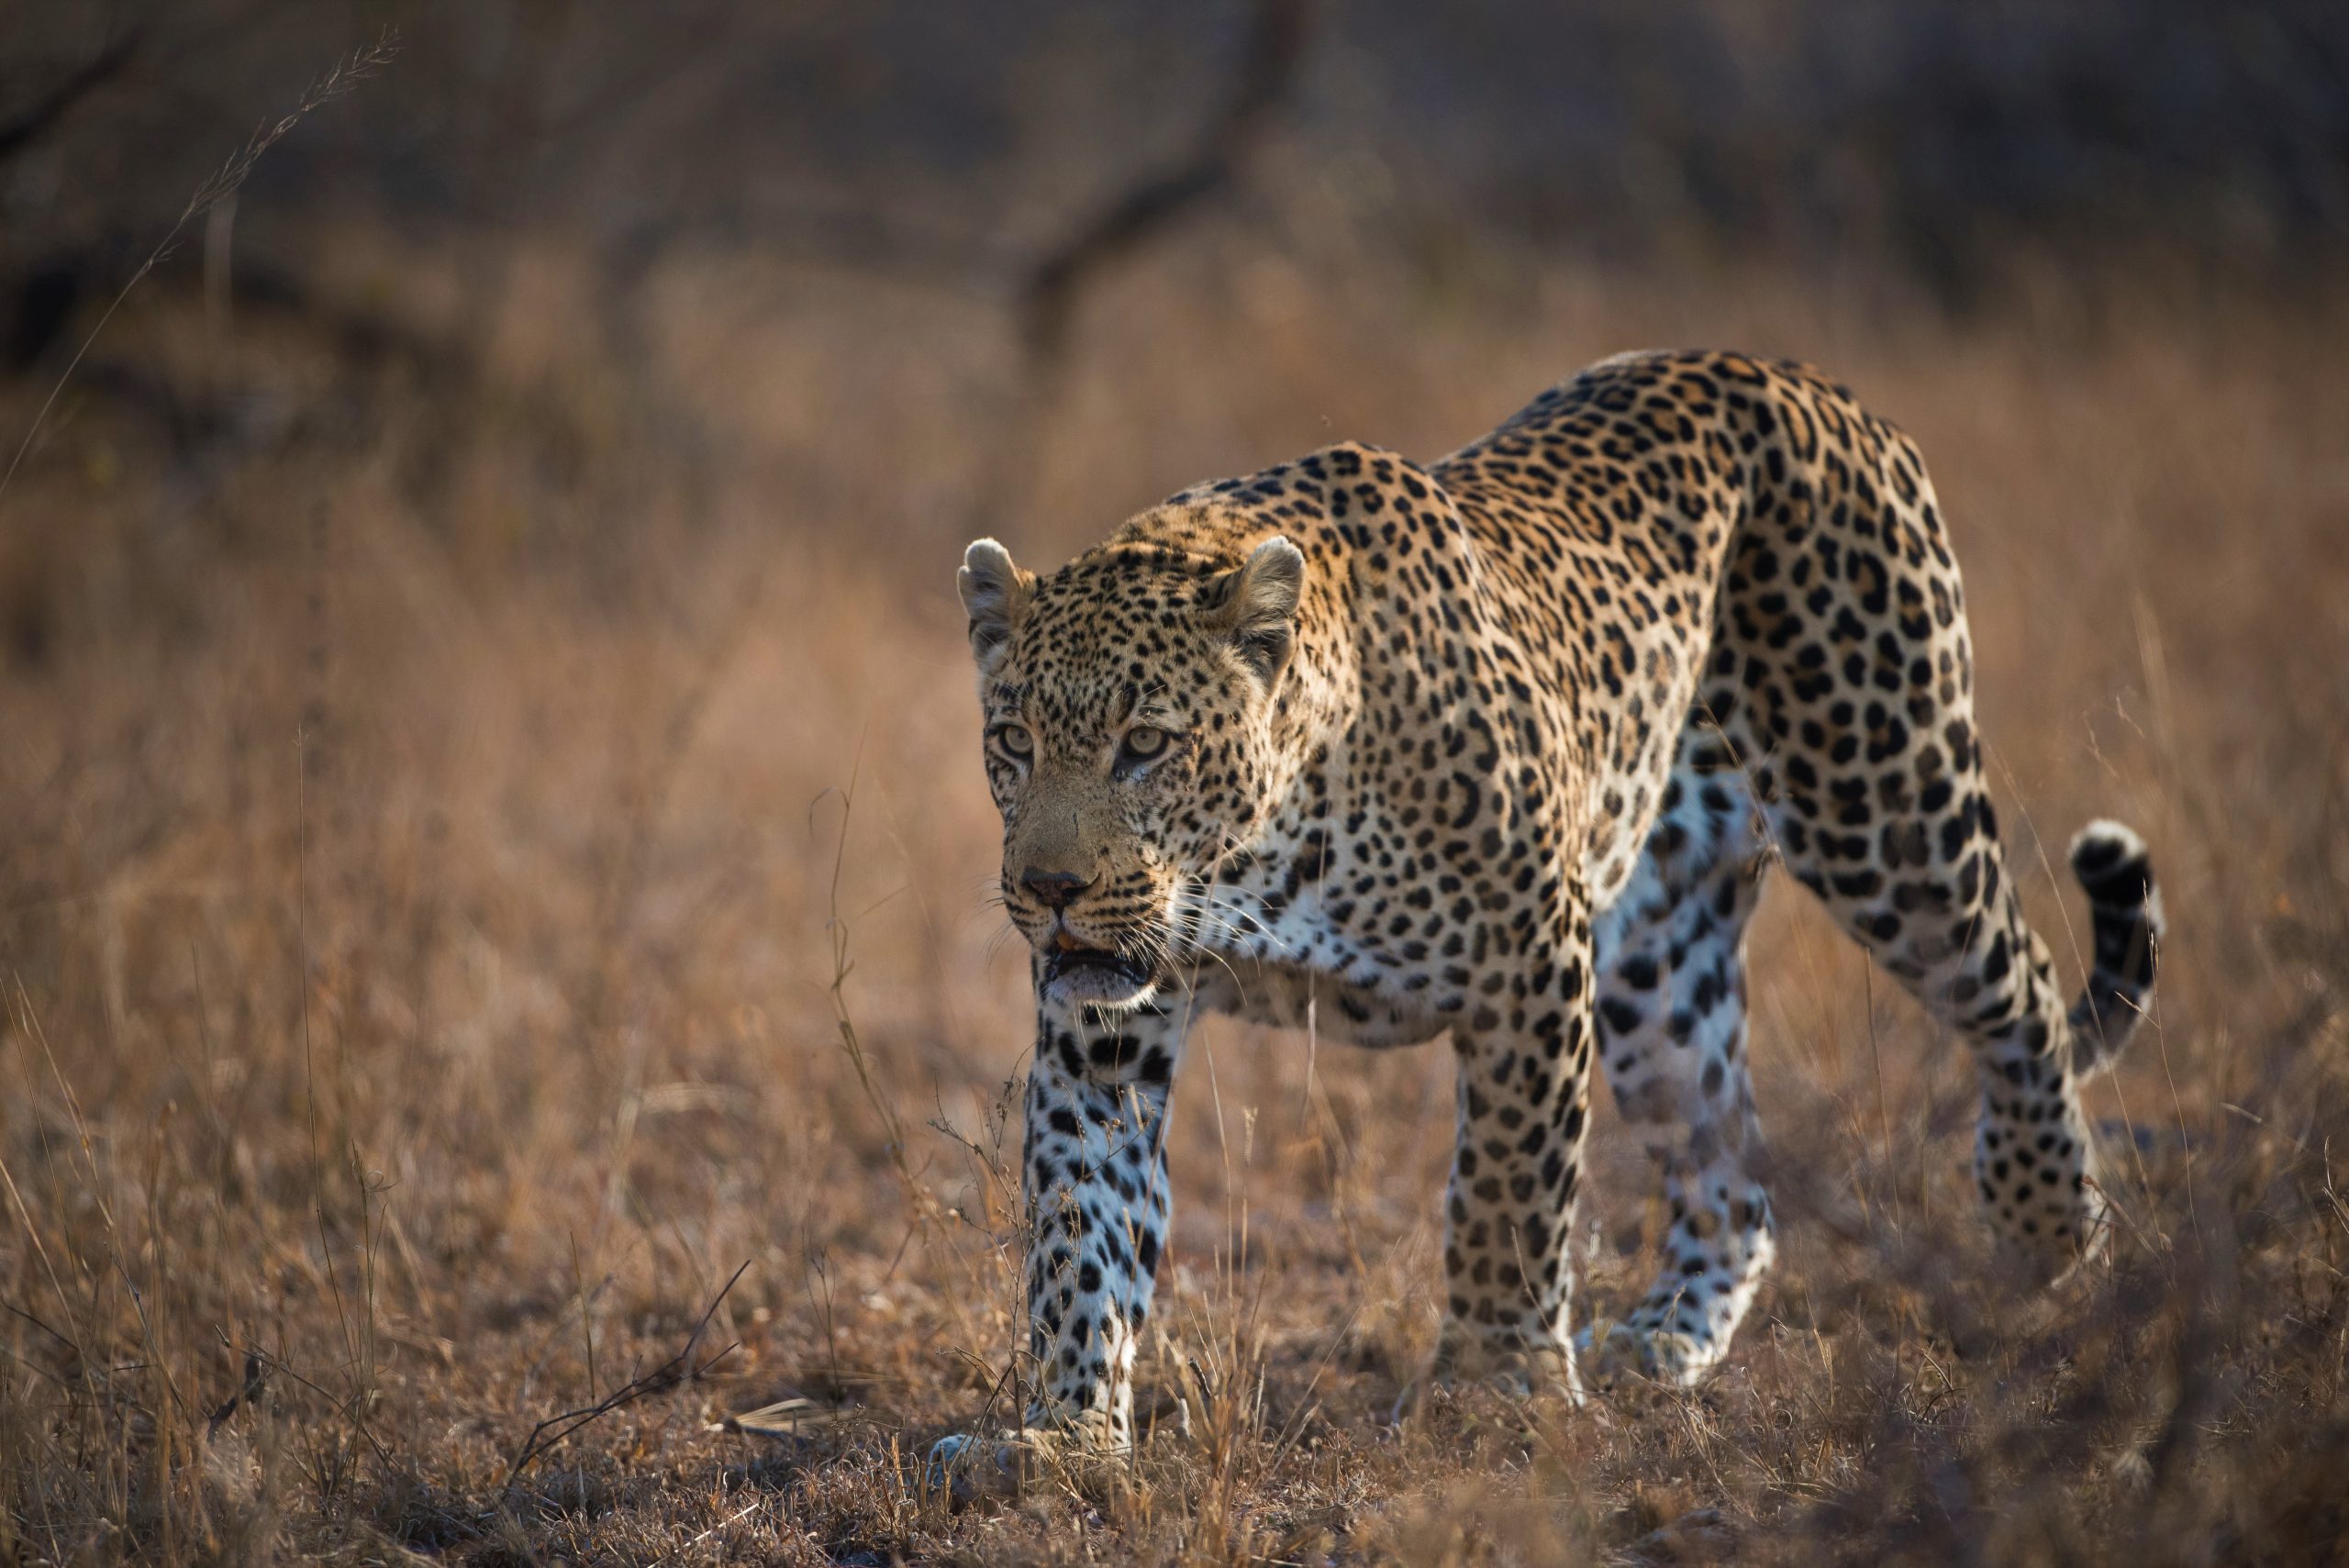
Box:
(927, 349), (2162, 1485)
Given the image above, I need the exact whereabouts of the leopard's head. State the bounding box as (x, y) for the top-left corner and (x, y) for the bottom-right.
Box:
(958, 527), (1306, 1009)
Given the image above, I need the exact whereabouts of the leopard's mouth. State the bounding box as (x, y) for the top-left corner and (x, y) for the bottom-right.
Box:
(1040, 932), (1160, 1003)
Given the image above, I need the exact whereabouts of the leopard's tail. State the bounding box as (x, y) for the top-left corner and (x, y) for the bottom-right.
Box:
(2065, 820), (2164, 1078)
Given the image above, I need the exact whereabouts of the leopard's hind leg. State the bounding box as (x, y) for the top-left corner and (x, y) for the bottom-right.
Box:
(1765, 775), (2160, 1278)
(1716, 372), (2164, 1280)
(1582, 730), (1776, 1385)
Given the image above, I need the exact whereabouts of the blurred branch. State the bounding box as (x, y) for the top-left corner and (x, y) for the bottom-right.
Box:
(0, 30), (142, 163)
(972, 0), (1310, 537)
(1018, 0), (1308, 363)
(580, 1), (1311, 541)
(44, 254), (477, 458)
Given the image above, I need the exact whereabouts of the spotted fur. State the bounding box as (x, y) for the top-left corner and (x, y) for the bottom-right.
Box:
(930, 350), (2163, 1480)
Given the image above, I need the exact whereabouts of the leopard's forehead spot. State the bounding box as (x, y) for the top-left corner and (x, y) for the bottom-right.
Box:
(995, 549), (1238, 734)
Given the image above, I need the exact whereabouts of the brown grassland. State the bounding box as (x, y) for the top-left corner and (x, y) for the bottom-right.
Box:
(5, 215), (2349, 1564)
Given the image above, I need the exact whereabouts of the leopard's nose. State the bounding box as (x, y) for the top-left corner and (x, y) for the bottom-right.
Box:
(1020, 870), (1097, 910)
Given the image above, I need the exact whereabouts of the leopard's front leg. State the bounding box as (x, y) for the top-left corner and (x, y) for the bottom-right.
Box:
(930, 987), (1187, 1487)
(1423, 902), (1598, 1405)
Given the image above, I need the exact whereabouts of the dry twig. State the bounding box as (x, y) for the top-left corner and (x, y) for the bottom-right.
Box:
(502, 1259), (751, 1493)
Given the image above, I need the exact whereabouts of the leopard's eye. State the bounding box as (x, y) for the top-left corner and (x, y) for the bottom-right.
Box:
(1117, 726), (1171, 771)
(994, 723), (1033, 759)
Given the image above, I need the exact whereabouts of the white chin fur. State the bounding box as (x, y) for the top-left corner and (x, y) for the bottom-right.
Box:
(1045, 969), (1161, 1010)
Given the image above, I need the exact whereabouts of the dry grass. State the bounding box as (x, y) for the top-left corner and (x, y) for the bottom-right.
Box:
(4, 228), (2349, 1564)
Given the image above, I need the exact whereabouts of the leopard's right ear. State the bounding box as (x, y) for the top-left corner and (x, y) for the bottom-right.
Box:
(957, 539), (1033, 673)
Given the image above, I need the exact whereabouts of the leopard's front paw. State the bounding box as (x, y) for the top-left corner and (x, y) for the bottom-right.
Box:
(923, 1431), (1023, 1501)
(923, 1414), (1128, 1501)
(1574, 1318), (1707, 1387)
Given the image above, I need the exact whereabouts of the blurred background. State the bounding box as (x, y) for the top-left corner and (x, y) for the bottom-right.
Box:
(6, 0), (2347, 613)
(5, 3), (2349, 1562)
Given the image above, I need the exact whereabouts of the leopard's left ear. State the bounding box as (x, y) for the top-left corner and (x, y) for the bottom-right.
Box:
(1205, 536), (1305, 685)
